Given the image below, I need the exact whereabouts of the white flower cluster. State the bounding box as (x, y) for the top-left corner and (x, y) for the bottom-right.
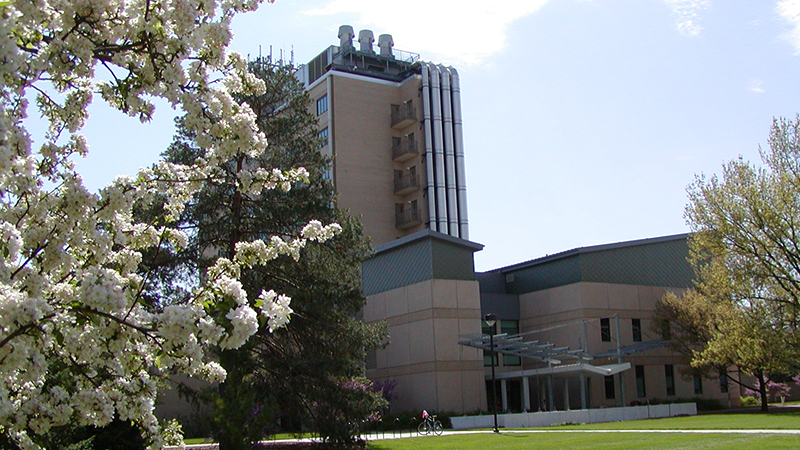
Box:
(0, 0), (342, 448)
(258, 289), (293, 333)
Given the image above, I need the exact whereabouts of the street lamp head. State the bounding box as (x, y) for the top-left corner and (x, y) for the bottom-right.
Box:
(484, 313), (497, 328)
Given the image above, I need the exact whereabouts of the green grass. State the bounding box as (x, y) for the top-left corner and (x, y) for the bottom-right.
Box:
(547, 409), (800, 430)
(368, 410), (800, 450)
(368, 432), (800, 450)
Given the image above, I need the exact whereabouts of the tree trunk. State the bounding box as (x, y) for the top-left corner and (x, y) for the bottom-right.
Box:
(756, 371), (769, 412)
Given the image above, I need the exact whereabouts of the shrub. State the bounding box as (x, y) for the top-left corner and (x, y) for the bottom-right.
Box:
(740, 396), (759, 406)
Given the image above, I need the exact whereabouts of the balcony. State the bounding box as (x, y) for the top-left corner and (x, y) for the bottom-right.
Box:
(392, 135), (418, 162)
(391, 101), (416, 129)
(394, 172), (420, 195)
(395, 206), (422, 229)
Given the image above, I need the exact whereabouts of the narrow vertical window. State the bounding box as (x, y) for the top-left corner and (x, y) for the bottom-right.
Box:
(604, 375), (615, 400)
(665, 364), (675, 396)
(636, 365), (646, 397)
(693, 373), (703, 395)
(317, 127), (329, 148)
(316, 94), (328, 115)
(501, 320), (521, 366)
(632, 318), (642, 342)
(600, 317), (611, 342)
(482, 322), (497, 367)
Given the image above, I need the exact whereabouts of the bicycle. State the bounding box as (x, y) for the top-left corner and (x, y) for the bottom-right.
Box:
(417, 415), (443, 436)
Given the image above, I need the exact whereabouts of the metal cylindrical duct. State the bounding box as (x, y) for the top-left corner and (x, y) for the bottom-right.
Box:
(338, 25), (354, 49)
(420, 63), (437, 232)
(450, 67), (469, 239)
(439, 65), (459, 238)
(430, 64), (449, 234)
(358, 29), (374, 52)
(378, 34), (394, 57)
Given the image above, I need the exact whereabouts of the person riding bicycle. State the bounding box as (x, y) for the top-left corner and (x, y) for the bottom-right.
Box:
(419, 409), (443, 435)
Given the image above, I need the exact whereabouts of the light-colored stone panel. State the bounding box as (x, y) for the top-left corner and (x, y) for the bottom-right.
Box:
(580, 282), (610, 310)
(408, 319), (435, 365)
(387, 323), (411, 367)
(608, 284), (639, 310)
(364, 291), (386, 322)
(433, 318), (461, 361)
(385, 285), (408, 318)
(432, 279), (458, 309)
(406, 279), (433, 313)
(456, 280), (481, 309)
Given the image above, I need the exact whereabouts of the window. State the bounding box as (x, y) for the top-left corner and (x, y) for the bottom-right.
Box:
(635, 365), (647, 397)
(316, 94), (328, 115)
(501, 320), (521, 366)
(632, 318), (642, 342)
(317, 127), (329, 148)
(719, 369), (729, 393)
(600, 317), (611, 342)
(693, 373), (703, 395)
(482, 322), (497, 367)
(322, 163), (332, 181)
(665, 364), (675, 396)
(604, 375), (616, 400)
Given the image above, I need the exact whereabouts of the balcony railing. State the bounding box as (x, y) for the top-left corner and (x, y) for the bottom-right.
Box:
(395, 206), (422, 229)
(393, 173), (420, 195)
(391, 101), (416, 129)
(392, 135), (418, 162)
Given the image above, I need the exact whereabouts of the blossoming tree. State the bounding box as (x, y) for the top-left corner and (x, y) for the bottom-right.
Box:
(0, 1), (339, 448)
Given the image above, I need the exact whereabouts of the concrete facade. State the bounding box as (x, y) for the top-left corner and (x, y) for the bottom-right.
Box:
(299, 28), (469, 248)
(477, 235), (743, 414)
(361, 230), (487, 414)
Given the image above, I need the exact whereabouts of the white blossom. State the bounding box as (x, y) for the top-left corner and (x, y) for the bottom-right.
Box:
(0, 0), (346, 447)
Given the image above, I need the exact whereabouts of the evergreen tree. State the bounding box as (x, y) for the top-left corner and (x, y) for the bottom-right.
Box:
(156, 59), (386, 448)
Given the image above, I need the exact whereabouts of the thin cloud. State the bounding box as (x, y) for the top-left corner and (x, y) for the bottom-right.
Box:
(303, 0), (549, 66)
(750, 78), (766, 94)
(662, 0), (710, 36)
(778, 0), (800, 54)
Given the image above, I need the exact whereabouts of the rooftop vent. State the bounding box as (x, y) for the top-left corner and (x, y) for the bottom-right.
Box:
(338, 25), (354, 49)
(358, 29), (374, 53)
(378, 34), (394, 57)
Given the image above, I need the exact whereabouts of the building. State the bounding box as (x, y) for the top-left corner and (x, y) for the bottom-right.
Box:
(298, 29), (737, 417)
(297, 25), (469, 248)
(473, 234), (741, 412)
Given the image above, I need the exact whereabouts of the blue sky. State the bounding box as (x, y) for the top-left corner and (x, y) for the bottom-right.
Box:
(73, 0), (800, 271)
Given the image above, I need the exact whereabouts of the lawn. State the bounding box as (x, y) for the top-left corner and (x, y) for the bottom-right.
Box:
(367, 432), (799, 450)
(548, 408), (800, 430)
(367, 410), (800, 450)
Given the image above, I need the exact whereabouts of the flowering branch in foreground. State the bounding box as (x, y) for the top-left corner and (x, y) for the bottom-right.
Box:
(0, 0), (340, 448)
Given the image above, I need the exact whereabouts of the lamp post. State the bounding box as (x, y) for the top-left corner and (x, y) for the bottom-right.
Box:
(484, 313), (499, 433)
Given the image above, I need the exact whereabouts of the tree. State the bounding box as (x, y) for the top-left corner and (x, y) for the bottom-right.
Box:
(158, 60), (386, 449)
(654, 116), (800, 411)
(0, 2), (340, 448)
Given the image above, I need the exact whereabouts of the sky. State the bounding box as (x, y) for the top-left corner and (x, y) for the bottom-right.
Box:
(72, 0), (800, 272)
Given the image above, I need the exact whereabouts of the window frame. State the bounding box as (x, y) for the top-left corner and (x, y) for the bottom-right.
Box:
(632, 318), (642, 342)
(600, 317), (611, 342)
(316, 94), (328, 115)
(635, 365), (647, 398)
(665, 364), (675, 396)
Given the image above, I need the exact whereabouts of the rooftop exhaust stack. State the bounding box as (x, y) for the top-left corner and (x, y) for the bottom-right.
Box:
(338, 25), (354, 49)
(358, 29), (374, 53)
(378, 34), (394, 57)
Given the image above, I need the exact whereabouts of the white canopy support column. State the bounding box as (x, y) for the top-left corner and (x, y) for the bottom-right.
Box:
(522, 377), (531, 412)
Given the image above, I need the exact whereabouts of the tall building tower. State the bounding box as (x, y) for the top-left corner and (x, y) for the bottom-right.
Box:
(297, 28), (486, 415)
(297, 25), (469, 248)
